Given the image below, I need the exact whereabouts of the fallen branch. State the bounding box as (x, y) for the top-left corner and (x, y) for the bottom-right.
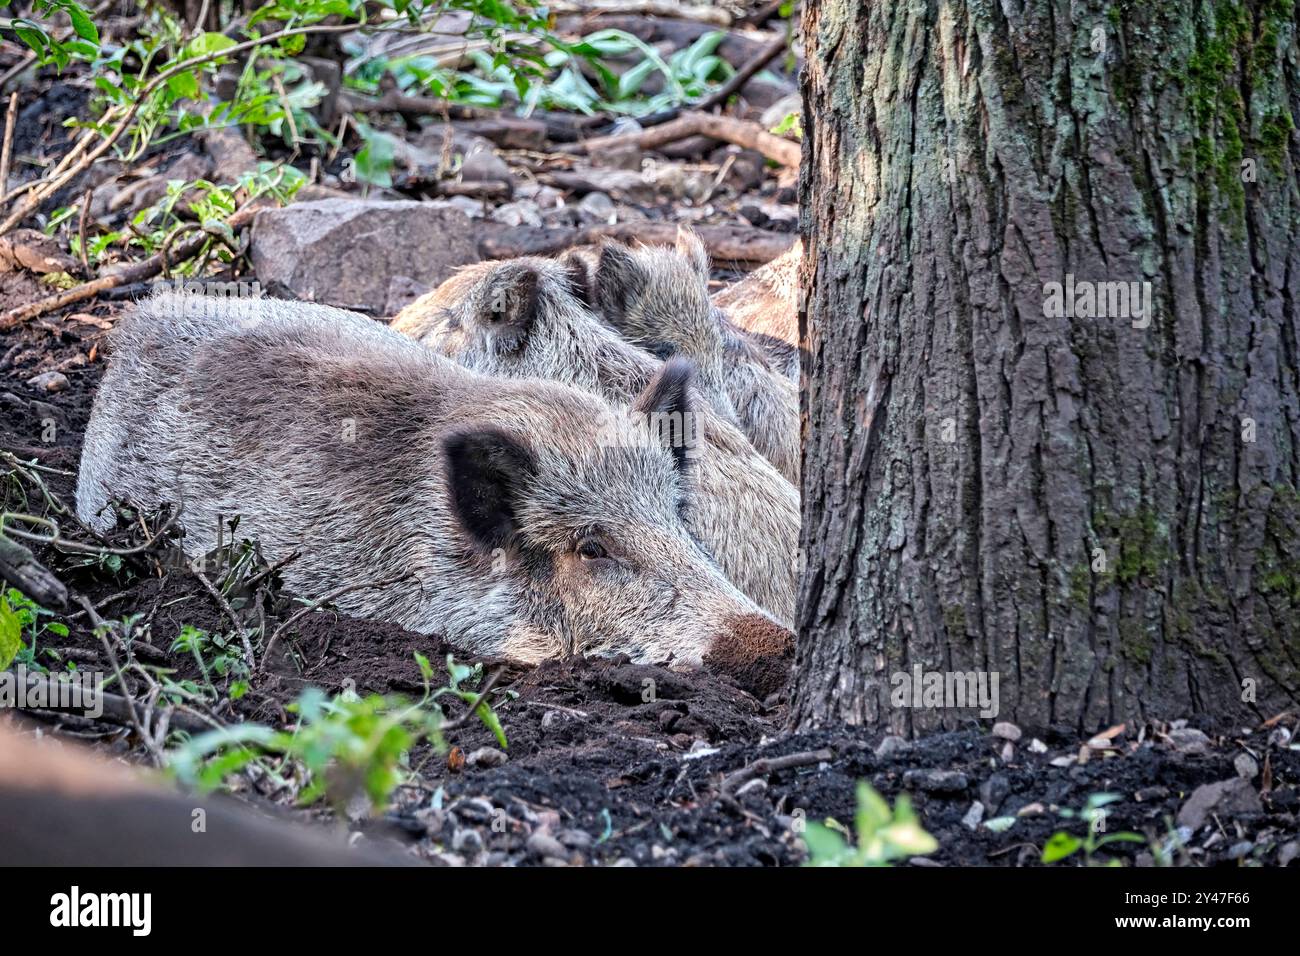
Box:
(480, 222), (796, 265)
(570, 110), (800, 167)
(17, 667), (211, 736)
(719, 747), (833, 796)
(0, 198), (269, 331)
(0, 533), (67, 608)
(548, 1), (731, 26)
(0, 91), (16, 203)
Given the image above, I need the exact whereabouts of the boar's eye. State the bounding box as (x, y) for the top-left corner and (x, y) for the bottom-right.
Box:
(576, 536), (609, 562)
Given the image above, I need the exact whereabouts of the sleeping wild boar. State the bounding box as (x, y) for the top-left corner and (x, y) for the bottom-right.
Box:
(75, 291), (792, 694)
(390, 257), (799, 623)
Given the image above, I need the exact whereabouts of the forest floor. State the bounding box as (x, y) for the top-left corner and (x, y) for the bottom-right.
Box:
(2, 7), (1299, 867)
(3, 319), (1298, 867)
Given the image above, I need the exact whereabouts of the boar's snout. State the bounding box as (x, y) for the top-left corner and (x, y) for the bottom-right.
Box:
(702, 613), (794, 699)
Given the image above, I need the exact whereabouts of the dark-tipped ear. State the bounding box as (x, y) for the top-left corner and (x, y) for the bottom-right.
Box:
(674, 227), (710, 279)
(443, 428), (537, 552)
(481, 268), (540, 352)
(559, 251), (594, 310)
(594, 241), (645, 324)
(632, 357), (695, 472)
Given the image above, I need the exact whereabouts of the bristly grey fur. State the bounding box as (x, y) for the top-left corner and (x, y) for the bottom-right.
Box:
(76, 291), (790, 665)
(391, 258), (799, 624)
(586, 231), (800, 485)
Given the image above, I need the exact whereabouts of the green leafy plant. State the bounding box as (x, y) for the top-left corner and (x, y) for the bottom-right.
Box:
(0, 587), (68, 671)
(803, 782), (939, 867)
(1041, 793), (1145, 866)
(168, 653), (506, 813)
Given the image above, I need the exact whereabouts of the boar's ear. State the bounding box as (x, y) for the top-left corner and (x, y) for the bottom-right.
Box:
(443, 428), (537, 551)
(632, 357), (694, 472)
(674, 227), (710, 279)
(481, 268), (540, 352)
(594, 241), (646, 324)
(559, 252), (594, 310)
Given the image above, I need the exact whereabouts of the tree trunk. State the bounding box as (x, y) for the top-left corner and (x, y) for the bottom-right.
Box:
(794, 0), (1300, 735)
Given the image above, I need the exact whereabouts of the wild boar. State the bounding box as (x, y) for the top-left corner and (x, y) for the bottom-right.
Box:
(390, 258), (799, 623)
(590, 231), (801, 485)
(710, 239), (801, 381)
(75, 291), (792, 693)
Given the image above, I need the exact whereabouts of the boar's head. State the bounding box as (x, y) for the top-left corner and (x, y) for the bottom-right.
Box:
(443, 359), (791, 696)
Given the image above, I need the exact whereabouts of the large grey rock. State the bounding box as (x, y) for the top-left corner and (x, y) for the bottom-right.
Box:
(250, 199), (482, 314)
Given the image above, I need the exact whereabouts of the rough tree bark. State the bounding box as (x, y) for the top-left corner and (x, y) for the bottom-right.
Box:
(794, 0), (1300, 735)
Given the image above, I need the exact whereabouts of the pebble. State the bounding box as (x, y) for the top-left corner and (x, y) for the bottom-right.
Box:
(451, 828), (484, 854)
(992, 721), (1022, 742)
(558, 828), (594, 850)
(1168, 727), (1212, 754)
(576, 191), (615, 224)
(1234, 753), (1259, 779)
(526, 831), (568, 860)
(466, 746), (509, 768)
(1028, 738), (1049, 753)
(1227, 841), (1255, 860)
(874, 734), (908, 758)
(1278, 841), (1300, 866)
(961, 801), (985, 831)
(451, 797), (496, 824)
(26, 370), (69, 393)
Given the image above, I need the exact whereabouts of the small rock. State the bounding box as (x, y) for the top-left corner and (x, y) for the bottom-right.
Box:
(874, 735), (908, 758)
(961, 801), (985, 831)
(1000, 741), (1015, 763)
(908, 856), (943, 867)
(1028, 738), (1048, 753)
(1278, 841), (1299, 866)
(902, 769), (968, 795)
(992, 721), (1023, 742)
(451, 134), (513, 184)
(466, 747), (509, 768)
(1168, 727), (1212, 754)
(451, 828), (483, 854)
(451, 797), (496, 824)
(1176, 778), (1264, 831)
(489, 200), (542, 228)
(1049, 755), (1076, 767)
(1234, 753), (1259, 779)
(735, 778), (769, 798)
(1016, 802), (1045, 817)
(526, 831), (568, 860)
(979, 773), (1010, 814)
(577, 191), (616, 224)
(26, 371), (69, 393)
(1134, 786), (1170, 802)
(1268, 725), (1293, 748)
(1227, 841), (1254, 860)
(557, 829), (593, 850)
